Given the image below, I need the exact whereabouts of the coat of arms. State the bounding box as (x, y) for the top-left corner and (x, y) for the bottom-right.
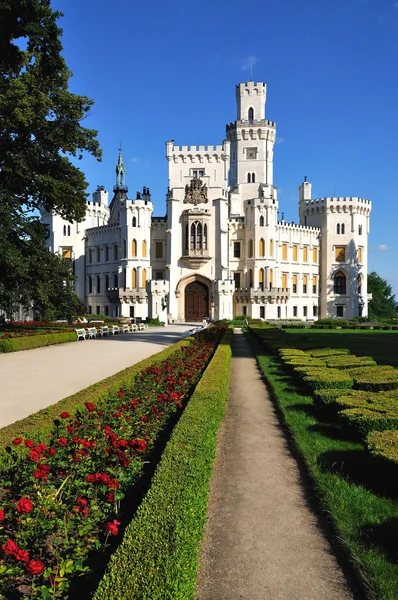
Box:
(184, 178), (208, 205)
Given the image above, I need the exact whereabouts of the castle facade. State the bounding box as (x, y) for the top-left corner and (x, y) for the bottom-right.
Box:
(42, 80), (371, 323)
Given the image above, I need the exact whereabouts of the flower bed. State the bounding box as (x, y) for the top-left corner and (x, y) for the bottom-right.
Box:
(0, 325), (226, 599)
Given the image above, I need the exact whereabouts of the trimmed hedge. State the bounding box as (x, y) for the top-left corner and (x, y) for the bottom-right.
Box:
(303, 370), (353, 391)
(0, 339), (191, 446)
(346, 365), (395, 377)
(339, 407), (398, 438)
(313, 388), (365, 411)
(367, 430), (398, 465)
(325, 356), (376, 369)
(93, 328), (233, 600)
(353, 371), (398, 392)
(0, 331), (76, 353)
(307, 348), (351, 358)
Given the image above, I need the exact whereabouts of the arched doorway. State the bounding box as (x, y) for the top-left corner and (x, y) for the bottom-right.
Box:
(185, 280), (209, 322)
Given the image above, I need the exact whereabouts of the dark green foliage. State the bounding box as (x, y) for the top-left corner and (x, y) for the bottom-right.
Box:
(367, 430), (398, 465)
(354, 372), (398, 392)
(0, 0), (101, 315)
(0, 330), (75, 352)
(93, 330), (233, 600)
(368, 272), (396, 320)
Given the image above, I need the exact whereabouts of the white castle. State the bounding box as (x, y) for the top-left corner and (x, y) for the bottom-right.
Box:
(42, 80), (371, 323)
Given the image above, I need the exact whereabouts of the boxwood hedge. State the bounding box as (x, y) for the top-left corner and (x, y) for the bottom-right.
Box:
(0, 331), (76, 353)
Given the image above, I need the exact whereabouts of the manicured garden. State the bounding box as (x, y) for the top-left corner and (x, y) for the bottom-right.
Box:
(0, 324), (232, 599)
(249, 324), (398, 600)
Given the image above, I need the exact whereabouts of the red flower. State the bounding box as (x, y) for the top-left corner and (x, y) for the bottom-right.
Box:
(114, 411), (121, 418)
(48, 447), (57, 456)
(24, 439), (34, 448)
(117, 439), (129, 449)
(60, 412), (70, 419)
(33, 464), (51, 481)
(105, 492), (115, 503)
(0, 510), (5, 522)
(67, 425), (75, 433)
(2, 539), (18, 556)
(118, 388), (124, 398)
(57, 438), (67, 446)
(28, 450), (40, 462)
(85, 402), (95, 412)
(77, 497), (87, 506)
(17, 498), (33, 514)
(107, 478), (120, 490)
(12, 437), (22, 446)
(86, 474), (96, 483)
(14, 547), (30, 562)
(141, 416), (149, 423)
(26, 560), (44, 575)
(104, 519), (120, 536)
(35, 443), (47, 454)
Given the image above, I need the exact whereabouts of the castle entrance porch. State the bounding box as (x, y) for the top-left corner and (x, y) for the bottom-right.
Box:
(184, 280), (209, 322)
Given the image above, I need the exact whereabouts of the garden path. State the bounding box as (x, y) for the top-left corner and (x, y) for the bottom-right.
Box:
(0, 324), (190, 429)
(196, 330), (355, 600)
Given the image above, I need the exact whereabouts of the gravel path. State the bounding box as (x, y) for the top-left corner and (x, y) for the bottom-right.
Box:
(0, 325), (190, 429)
(196, 330), (355, 600)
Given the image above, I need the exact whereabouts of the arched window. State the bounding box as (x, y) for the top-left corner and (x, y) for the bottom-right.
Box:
(203, 224), (208, 250)
(259, 238), (265, 257)
(142, 268), (147, 288)
(248, 107), (254, 122)
(185, 224), (189, 250)
(190, 223), (196, 250)
(132, 268), (137, 289)
(259, 268), (264, 290)
(132, 216), (137, 227)
(358, 274), (362, 295)
(247, 173), (251, 183)
(341, 223), (345, 234)
(334, 270), (346, 294)
(142, 240), (147, 257)
(249, 268), (253, 287)
(63, 225), (66, 236)
(358, 224), (363, 235)
(132, 239), (137, 257)
(259, 215), (264, 227)
(269, 239), (273, 257)
(248, 239), (254, 258)
(336, 223), (340, 234)
(269, 268), (273, 291)
(197, 222), (202, 249)
(67, 225), (71, 236)
(252, 172), (256, 183)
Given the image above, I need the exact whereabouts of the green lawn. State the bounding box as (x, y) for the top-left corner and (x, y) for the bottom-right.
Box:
(284, 330), (398, 367)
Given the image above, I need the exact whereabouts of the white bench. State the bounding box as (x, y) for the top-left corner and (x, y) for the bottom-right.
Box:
(138, 323), (146, 331)
(75, 328), (87, 341)
(110, 325), (120, 335)
(131, 324), (138, 332)
(86, 327), (97, 339)
(98, 326), (109, 337)
(121, 324), (130, 333)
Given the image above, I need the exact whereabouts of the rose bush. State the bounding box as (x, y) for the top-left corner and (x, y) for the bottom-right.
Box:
(0, 325), (226, 598)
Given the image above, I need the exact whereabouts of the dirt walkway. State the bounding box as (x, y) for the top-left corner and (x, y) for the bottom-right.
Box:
(196, 330), (354, 600)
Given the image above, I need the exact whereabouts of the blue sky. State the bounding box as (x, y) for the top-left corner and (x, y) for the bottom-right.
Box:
(52, 0), (398, 294)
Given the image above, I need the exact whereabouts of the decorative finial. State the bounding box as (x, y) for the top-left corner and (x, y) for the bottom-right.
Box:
(304, 175), (307, 182)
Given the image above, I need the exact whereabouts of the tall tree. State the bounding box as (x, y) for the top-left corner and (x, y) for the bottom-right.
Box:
(367, 271), (396, 320)
(0, 0), (101, 316)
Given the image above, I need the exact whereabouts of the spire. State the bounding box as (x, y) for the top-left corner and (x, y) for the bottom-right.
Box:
(114, 146), (127, 193)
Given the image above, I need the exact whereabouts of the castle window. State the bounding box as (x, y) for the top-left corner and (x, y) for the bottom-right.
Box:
(303, 246), (308, 262)
(313, 248), (317, 262)
(335, 246), (346, 262)
(63, 225), (66, 236)
(96, 275), (101, 294)
(105, 246), (110, 261)
(293, 245), (298, 261)
(247, 173), (251, 183)
(259, 268), (264, 290)
(249, 268), (253, 287)
(334, 271), (346, 294)
(259, 238), (265, 257)
(155, 271), (164, 280)
(155, 242), (163, 259)
(204, 224), (208, 250)
(260, 306), (265, 319)
(358, 274), (362, 295)
(89, 248), (93, 264)
(313, 305), (317, 317)
(357, 247), (363, 263)
(114, 245), (118, 260)
(341, 223), (345, 234)
(269, 239), (273, 257)
(233, 241), (241, 258)
(251, 172), (256, 183)
(192, 170), (205, 178)
(303, 306), (308, 317)
(62, 248), (71, 259)
(197, 223), (202, 249)
(67, 225), (71, 236)
(142, 240), (147, 257)
(292, 275), (297, 294)
(336, 223), (340, 234)
(358, 224), (363, 235)
(141, 268), (147, 288)
(104, 305), (109, 316)
(132, 268), (137, 288)
(282, 274), (287, 288)
(132, 239), (137, 257)
(246, 148), (257, 160)
(132, 216), (137, 227)
(113, 274), (118, 288)
(303, 275), (308, 294)
(293, 306), (298, 317)
(336, 305), (344, 317)
(88, 276), (92, 294)
(97, 247), (101, 262)
(312, 276), (317, 294)
(190, 223), (196, 250)
(248, 107), (254, 122)
(105, 275), (109, 289)
(269, 268), (273, 291)
(248, 239), (254, 258)
(233, 272), (241, 288)
(259, 215), (264, 227)
(282, 244), (287, 260)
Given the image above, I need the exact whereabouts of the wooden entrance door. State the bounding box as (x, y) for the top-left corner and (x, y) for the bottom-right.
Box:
(185, 281), (208, 322)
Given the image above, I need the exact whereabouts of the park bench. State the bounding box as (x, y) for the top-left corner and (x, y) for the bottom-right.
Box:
(110, 325), (120, 335)
(86, 327), (97, 339)
(138, 323), (146, 331)
(121, 324), (130, 333)
(75, 328), (87, 341)
(98, 326), (109, 336)
(131, 324), (138, 332)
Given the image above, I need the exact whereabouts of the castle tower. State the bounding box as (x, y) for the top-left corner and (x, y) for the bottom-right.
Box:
(226, 81), (277, 214)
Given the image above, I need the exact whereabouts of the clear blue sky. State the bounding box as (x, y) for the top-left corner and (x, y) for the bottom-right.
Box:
(52, 0), (398, 295)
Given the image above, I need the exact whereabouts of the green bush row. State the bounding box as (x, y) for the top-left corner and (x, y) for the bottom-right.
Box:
(366, 430), (398, 465)
(325, 357), (376, 369)
(93, 328), (233, 600)
(353, 371), (398, 391)
(307, 348), (351, 358)
(0, 331), (76, 353)
(0, 339), (191, 446)
(303, 370), (354, 390)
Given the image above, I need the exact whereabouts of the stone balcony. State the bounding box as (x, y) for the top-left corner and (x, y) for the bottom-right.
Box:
(181, 248), (211, 269)
(234, 287), (290, 304)
(107, 287), (148, 304)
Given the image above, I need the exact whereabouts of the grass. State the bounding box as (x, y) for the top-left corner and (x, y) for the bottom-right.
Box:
(283, 330), (398, 367)
(248, 331), (398, 600)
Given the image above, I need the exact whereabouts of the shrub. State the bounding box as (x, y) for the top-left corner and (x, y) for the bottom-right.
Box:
(325, 357), (377, 369)
(93, 328), (233, 600)
(346, 365), (395, 377)
(304, 370), (353, 391)
(313, 389), (365, 411)
(307, 348), (351, 358)
(0, 331), (76, 353)
(367, 430), (398, 465)
(339, 407), (398, 438)
(353, 371), (398, 392)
